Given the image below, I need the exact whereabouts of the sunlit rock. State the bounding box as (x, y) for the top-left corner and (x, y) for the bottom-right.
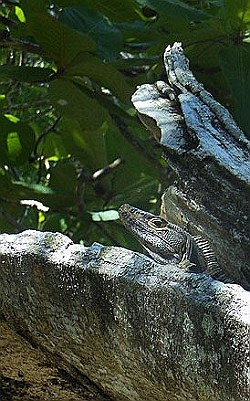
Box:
(0, 230), (249, 401)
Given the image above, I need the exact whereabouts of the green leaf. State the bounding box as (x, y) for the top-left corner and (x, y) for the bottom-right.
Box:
(19, 0), (47, 15)
(0, 94), (7, 111)
(0, 65), (54, 83)
(11, 181), (54, 195)
(0, 173), (54, 204)
(41, 214), (68, 232)
(48, 161), (78, 207)
(140, 0), (210, 22)
(15, 6), (26, 22)
(7, 131), (22, 162)
(102, 120), (161, 203)
(28, 13), (96, 67)
(0, 116), (36, 166)
(42, 131), (68, 160)
(49, 79), (109, 130)
(218, 0), (250, 32)
(219, 45), (250, 133)
(91, 210), (119, 221)
(66, 53), (132, 103)
(59, 6), (123, 60)
(1, 170), (75, 209)
(59, 117), (108, 170)
(59, 0), (138, 21)
(182, 22), (228, 68)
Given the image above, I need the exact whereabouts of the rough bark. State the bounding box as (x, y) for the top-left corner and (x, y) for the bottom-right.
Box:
(0, 230), (250, 401)
(131, 42), (250, 290)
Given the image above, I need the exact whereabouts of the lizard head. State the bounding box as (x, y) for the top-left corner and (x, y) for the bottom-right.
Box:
(118, 204), (192, 265)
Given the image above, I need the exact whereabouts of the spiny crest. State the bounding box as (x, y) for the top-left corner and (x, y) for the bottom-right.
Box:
(194, 236), (233, 282)
(194, 236), (218, 272)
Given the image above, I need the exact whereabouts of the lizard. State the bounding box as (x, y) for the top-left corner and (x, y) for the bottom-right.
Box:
(118, 203), (233, 282)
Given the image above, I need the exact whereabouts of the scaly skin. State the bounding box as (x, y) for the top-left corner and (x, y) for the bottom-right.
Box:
(118, 204), (231, 282)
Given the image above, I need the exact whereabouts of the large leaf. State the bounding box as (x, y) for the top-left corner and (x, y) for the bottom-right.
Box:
(48, 161), (78, 208)
(58, 0), (138, 21)
(27, 13), (96, 67)
(19, 0), (47, 15)
(49, 79), (109, 130)
(103, 120), (160, 201)
(0, 116), (36, 166)
(0, 173), (54, 202)
(139, 0), (210, 22)
(219, 45), (250, 134)
(180, 22), (228, 68)
(42, 131), (68, 160)
(66, 53), (132, 103)
(218, 0), (250, 32)
(0, 172), (75, 210)
(136, 0), (212, 45)
(59, 6), (123, 60)
(0, 65), (54, 83)
(59, 117), (108, 170)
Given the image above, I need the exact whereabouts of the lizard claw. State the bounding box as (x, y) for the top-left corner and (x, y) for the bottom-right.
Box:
(178, 259), (196, 271)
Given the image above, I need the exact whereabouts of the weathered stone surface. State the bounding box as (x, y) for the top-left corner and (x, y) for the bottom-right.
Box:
(0, 230), (249, 401)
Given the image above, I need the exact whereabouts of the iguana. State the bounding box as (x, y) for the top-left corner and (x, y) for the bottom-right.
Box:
(119, 203), (232, 283)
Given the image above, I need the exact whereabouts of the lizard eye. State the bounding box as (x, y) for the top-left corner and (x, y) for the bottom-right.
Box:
(148, 218), (167, 230)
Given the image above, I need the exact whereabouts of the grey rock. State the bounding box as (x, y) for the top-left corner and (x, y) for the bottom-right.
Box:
(0, 230), (249, 401)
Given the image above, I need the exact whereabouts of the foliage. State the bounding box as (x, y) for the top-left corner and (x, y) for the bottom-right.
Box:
(0, 0), (249, 248)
